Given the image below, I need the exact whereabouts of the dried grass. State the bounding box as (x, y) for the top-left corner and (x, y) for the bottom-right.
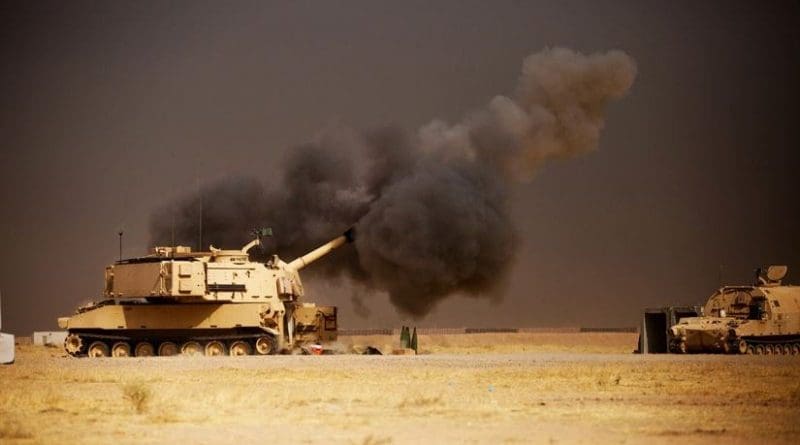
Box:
(1, 334), (799, 444)
(122, 382), (151, 414)
(0, 418), (33, 439)
(397, 394), (443, 409)
(357, 435), (393, 445)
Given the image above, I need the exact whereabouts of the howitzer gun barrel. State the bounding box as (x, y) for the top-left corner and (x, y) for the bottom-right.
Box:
(288, 228), (354, 270)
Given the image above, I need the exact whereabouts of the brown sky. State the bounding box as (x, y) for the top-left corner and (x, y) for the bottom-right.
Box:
(1, 0), (799, 334)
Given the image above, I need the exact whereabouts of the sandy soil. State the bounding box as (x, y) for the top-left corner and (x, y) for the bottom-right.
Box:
(1, 333), (799, 444)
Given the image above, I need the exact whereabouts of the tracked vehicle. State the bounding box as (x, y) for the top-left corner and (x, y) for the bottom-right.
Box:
(668, 266), (800, 354)
(58, 229), (352, 357)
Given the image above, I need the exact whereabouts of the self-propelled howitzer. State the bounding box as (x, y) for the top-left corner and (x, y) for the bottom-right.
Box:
(668, 265), (800, 354)
(59, 229), (354, 357)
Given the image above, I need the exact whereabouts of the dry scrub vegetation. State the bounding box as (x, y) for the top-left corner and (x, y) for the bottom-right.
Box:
(1, 333), (799, 444)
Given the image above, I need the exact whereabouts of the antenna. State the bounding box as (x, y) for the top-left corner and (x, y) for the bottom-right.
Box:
(118, 230), (124, 262)
(198, 187), (203, 251)
(196, 165), (203, 251)
(171, 210), (176, 259)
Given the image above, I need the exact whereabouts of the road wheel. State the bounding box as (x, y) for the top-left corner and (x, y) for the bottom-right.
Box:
(677, 341), (688, 354)
(181, 341), (203, 356)
(134, 342), (155, 357)
(87, 341), (110, 358)
(255, 335), (277, 355)
(737, 339), (748, 355)
(64, 334), (83, 356)
(746, 343), (755, 355)
(158, 342), (179, 356)
(229, 341), (252, 356)
(754, 344), (765, 355)
(204, 341), (226, 356)
(764, 344), (774, 355)
(790, 344), (800, 355)
(111, 342), (131, 357)
(774, 344), (785, 355)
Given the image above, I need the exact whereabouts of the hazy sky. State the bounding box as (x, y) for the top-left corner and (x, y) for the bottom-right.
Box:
(2, 1), (798, 334)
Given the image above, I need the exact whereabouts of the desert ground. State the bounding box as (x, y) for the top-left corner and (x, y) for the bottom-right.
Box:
(1, 332), (799, 444)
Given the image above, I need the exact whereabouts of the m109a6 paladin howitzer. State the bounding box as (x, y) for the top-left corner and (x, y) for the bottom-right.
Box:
(668, 265), (800, 354)
(58, 229), (354, 357)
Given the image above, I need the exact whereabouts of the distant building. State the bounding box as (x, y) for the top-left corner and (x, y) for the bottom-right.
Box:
(33, 331), (67, 347)
(0, 291), (15, 364)
(0, 332), (13, 364)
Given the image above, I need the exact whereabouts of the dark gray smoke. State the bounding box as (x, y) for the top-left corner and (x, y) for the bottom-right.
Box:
(150, 47), (637, 316)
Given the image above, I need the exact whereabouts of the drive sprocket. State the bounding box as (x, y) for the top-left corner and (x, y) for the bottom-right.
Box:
(64, 333), (84, 356)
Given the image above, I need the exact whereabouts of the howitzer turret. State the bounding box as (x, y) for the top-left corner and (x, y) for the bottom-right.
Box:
(58, 229), (354, 358)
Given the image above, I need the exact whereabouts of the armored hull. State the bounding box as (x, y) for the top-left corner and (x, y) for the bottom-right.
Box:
(59, 230), (349, 357)
(60, 301), (336, 357)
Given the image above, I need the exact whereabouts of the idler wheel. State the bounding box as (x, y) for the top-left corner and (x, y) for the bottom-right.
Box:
(64, 334), (83, 356)
(111, 342), (131, 358)
(204, 341), (226, 356)
(737, 339), (748, 355)
(158, 342), (179, 357)
(229, 341), (252, 356)
(255, 335), (277, 355)
(87, 341), (110, 358)
(181, 341), (203, 356)
(134, 342), (155, 357)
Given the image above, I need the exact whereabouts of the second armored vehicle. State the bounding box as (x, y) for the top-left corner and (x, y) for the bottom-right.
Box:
(668, 266), (800, 354)
(58, 229), (353, 357)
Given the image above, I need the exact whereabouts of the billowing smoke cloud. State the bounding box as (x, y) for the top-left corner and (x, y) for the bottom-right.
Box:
(150, 48), (637, 316)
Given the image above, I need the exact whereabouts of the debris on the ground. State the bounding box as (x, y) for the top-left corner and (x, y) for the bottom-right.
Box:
(362, 346), (383, 355)
(391, 348), (416, 355)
